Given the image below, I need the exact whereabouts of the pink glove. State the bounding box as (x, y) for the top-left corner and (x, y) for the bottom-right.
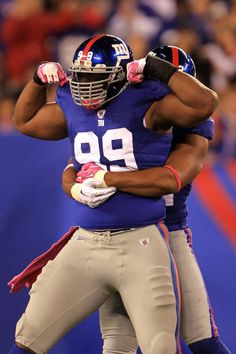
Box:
(76, 162), (104, 183)
(36, 62), (68, 86)
(127, 58), (146, 84)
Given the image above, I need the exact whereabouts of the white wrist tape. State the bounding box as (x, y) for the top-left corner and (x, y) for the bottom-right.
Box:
(71, 183), (82, 201)
(94, 169), (108, 187)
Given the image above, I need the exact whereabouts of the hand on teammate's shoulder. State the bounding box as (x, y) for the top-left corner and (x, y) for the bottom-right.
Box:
(126, 58), (146, 84)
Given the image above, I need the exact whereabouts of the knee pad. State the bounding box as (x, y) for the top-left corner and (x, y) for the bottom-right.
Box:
(189, 336), (231, 354)
(151, 332), (176, 354)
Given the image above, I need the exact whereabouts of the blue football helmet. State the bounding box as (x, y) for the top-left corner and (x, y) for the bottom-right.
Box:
(69, 34), (134, 110)
(148, 45), (196, 77)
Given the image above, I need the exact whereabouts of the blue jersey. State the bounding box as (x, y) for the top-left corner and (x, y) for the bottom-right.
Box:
(57, 80), (172, 230)
(165, 118), (214, 231)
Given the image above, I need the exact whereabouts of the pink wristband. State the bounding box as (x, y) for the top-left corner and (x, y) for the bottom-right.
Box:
(163, 165), (182, 192)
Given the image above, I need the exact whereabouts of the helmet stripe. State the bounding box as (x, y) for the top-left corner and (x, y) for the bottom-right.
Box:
(83, 33), (107, 57)
(171, 47), (179, 67)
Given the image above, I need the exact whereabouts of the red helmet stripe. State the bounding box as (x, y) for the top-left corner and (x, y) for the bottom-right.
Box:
(171, 47), (179, 67)
(83, 33), (107, 57)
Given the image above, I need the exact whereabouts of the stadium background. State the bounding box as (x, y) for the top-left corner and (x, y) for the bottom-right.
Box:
(0, 0), (235, 353)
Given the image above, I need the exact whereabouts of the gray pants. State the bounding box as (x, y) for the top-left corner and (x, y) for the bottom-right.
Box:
(99, 228), (217, 354)
(169, 228), (218, 344)
(15, 224), (179, 354)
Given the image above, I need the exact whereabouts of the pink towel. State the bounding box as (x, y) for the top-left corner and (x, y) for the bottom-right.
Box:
(8, 226), (78, 293)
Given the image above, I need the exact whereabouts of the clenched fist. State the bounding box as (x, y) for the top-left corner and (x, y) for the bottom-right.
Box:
(33, 62), (68, 86)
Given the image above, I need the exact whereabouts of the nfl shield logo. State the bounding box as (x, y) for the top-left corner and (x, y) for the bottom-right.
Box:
(97, 110), (106, 126)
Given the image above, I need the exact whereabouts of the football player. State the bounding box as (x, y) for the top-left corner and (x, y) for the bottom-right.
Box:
(9, 34), (218, 354)
(65, 46), (230, 354)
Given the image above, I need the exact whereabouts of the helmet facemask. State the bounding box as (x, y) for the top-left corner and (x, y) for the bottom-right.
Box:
(69, 63), (126, 110)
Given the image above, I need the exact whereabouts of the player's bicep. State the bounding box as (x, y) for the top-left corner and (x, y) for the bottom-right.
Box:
(18, 103), (68, 140)
(156, 94), (205, 127)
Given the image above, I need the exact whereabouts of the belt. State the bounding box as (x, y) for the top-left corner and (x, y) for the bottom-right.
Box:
(93, 227), (137, 233)
(91, 228), (138, 237)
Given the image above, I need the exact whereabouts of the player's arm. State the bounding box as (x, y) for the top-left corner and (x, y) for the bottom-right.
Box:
(148, 57), (218, 126)
(64, 134), (208, 198)
(128, 56), (218, 126)
(103, 134), (208, 197)
(152, 77), (217, 127)
(62, 158), (77, 198)
(13, 63), (68, 140)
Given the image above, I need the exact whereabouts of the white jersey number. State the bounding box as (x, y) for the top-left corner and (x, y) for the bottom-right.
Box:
(74, 128), (138, 171)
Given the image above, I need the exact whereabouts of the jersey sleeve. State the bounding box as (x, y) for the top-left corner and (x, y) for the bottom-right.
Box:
(148, 79), (172, 100)
(55, 83), (74, 132)
(55, 85), (66, 110)
(172, 117), (214, 142)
